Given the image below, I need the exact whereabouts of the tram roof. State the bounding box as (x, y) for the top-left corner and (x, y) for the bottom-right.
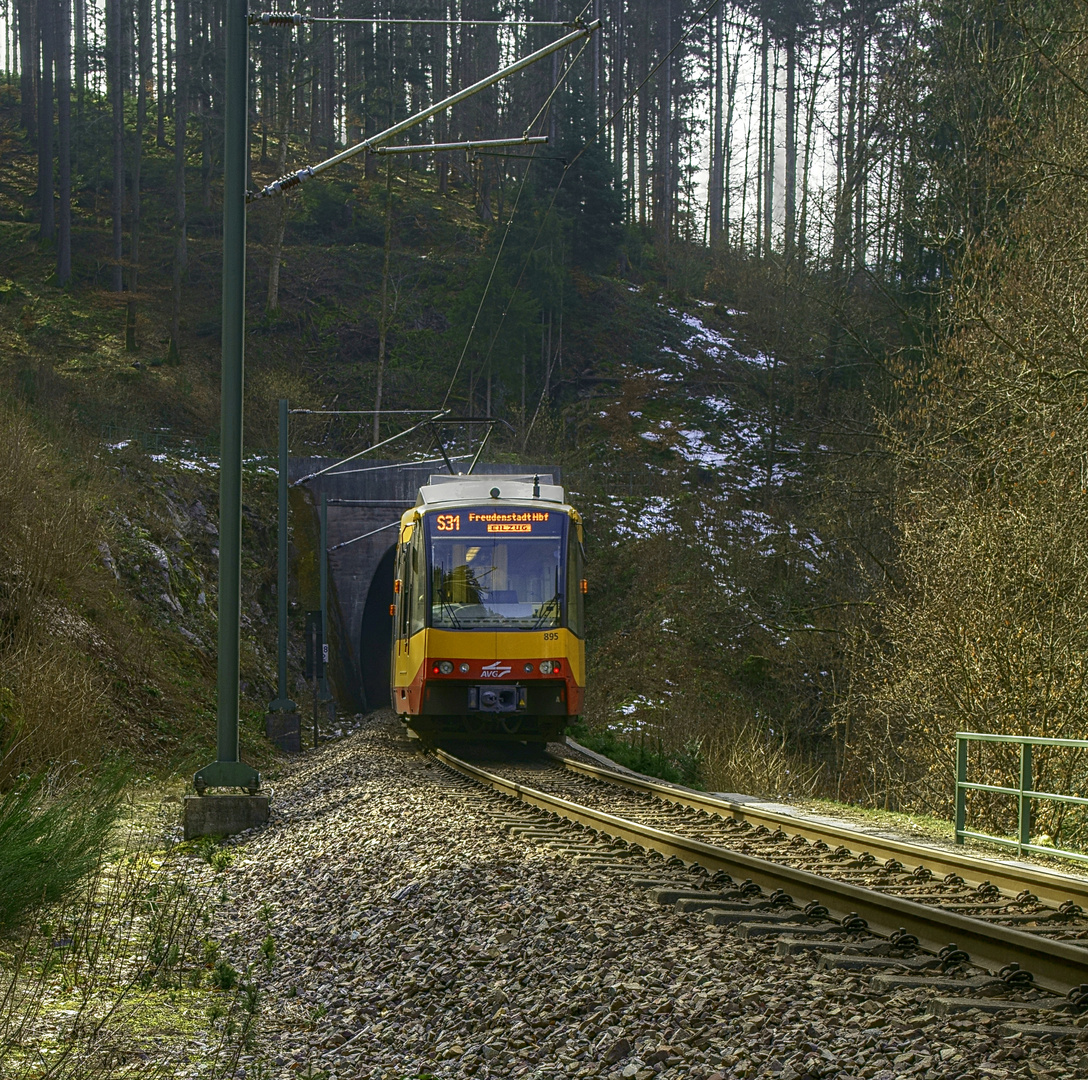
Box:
(415, 473), (567, 508)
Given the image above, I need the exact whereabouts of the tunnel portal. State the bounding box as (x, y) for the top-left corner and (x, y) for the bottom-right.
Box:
(288, 459), (555, 714)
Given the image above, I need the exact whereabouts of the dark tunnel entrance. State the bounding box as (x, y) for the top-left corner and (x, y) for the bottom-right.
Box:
(359, 544), (396, 711)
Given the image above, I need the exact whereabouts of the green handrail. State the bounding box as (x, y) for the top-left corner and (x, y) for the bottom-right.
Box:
(954, 731), (1088, 865)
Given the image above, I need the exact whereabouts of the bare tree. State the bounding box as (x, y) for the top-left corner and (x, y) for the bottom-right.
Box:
(36, 0), (54, 241)
(126, 0), (152, 349)
(107, 0), (124, 292)
(56, 0), (71, 284)
(170, 0), (189, 361)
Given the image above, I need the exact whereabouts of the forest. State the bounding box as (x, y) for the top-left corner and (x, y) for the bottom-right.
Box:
(3, 0), (1088, 853)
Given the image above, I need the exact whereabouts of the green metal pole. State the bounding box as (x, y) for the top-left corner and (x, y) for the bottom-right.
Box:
(269, 399), (297, 712)
(1018, 742), (1032, 854)
(195, 0), (260, 793)
(318, 493), (332, 707)
(954, 735), (967, 844)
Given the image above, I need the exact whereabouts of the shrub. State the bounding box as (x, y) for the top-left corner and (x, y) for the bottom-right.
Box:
(0, 766), (126, 934)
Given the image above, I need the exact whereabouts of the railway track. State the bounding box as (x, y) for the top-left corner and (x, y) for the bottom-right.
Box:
(434, 746), (1088, 1018)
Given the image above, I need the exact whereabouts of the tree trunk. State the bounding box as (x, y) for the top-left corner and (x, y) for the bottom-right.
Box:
(655, 0), (672, 240)
(592, 0), (600, 123)
(170, 0), (189, 361)
(107, 0), (124, 292)
(266, 33), (294, 314)
(764, 47), (777, 259)
(16, 0), (36, 139)
(127, 0), (151, 350)
(549, 0), (559, 146)
(435, 15), (448, 193)
(362, 7), (376, 179)
(345, 19), (361, 145)
(723, 20), (743, 251)
(155, 0), (165, 145)
(709, 0), (723, 247)
(36, 0), (54, 241)
(784, 30), (797, 262)
(611, 0), (624, 208)
(797, 23), (827, 264)
(56, 0), (71, 284)
(756, 22), (766, 258)
(73, 0), (84, 107)
(373, 158), (395, 444)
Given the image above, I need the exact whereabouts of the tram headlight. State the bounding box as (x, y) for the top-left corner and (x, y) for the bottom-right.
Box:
(437, 660), (454, 675)
(539, 660), (561, 674)
(524, 663), (534, 673)
(459, 662), (470, 673)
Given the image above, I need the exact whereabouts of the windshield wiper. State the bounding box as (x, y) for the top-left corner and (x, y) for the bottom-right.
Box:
(438, 592), (463, 629)
(531, 590), (561, 630)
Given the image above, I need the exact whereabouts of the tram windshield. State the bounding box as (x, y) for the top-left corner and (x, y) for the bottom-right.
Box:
(427, 507), (565, 630)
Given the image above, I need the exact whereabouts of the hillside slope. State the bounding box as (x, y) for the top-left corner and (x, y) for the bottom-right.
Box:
(0, 104), (882, 798)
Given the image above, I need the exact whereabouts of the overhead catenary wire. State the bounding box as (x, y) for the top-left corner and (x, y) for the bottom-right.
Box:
(252, 13), (581, 28)
(289, 409), (443, 416)
(274, 5), (604, 464)
(321, 455), (473, 479)
(327, 520), (402, 553)
(373, 136), (549, 157)
(292, 412), (449, 487)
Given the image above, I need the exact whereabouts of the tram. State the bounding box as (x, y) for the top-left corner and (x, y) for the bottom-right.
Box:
(391, 473), (585, 743)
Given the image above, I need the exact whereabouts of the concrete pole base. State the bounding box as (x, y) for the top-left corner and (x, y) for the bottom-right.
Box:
(183, 795), (270, 840)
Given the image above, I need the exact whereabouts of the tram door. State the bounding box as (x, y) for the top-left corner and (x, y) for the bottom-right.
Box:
(394, 537), (408, 682)
(394, 521), (423, 681)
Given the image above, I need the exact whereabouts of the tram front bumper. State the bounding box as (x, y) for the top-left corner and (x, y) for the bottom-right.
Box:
(468, 685), (528, 713)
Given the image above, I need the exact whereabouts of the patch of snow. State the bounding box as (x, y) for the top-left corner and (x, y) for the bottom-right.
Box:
(676, 429), (731, 470)
(604, 494), (678, 539)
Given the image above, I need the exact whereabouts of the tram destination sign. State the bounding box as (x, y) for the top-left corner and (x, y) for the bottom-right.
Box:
(430, 507), (562, 537)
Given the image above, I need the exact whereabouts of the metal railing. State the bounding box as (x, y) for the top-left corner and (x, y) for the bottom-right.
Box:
(955, 731), (1088, 864)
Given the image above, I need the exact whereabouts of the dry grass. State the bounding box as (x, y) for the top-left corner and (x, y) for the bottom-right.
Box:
(0, 407), (115, 786)
(1, 820), (263, 1079)
(700, 722), (824, 800)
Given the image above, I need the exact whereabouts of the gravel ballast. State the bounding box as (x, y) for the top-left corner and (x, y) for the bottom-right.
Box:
(214, 716), (1086, 1079)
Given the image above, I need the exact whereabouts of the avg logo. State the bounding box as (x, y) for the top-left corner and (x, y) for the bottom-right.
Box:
(480, 661), (512, 679)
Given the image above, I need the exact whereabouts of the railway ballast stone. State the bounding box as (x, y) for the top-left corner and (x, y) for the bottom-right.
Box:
(207, 715), (1085, 1079)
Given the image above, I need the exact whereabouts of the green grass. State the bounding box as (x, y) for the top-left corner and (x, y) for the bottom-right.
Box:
(568, 722), (704, 789)
(0, 766), (127, 934)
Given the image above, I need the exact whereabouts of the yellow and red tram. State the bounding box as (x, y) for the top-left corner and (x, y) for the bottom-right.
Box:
(391, 473), (585, 743)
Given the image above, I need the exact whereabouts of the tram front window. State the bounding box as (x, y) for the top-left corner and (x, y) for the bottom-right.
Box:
(430, 536), (563, 629)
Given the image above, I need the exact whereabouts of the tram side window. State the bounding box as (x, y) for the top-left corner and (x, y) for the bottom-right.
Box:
(565, 525), (584, 638)
(409, 527), (427, 636)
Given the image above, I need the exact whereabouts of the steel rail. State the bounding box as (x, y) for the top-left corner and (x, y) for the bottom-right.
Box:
(555, 754), (1088, 911)
(435, 749), (1088, 997)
